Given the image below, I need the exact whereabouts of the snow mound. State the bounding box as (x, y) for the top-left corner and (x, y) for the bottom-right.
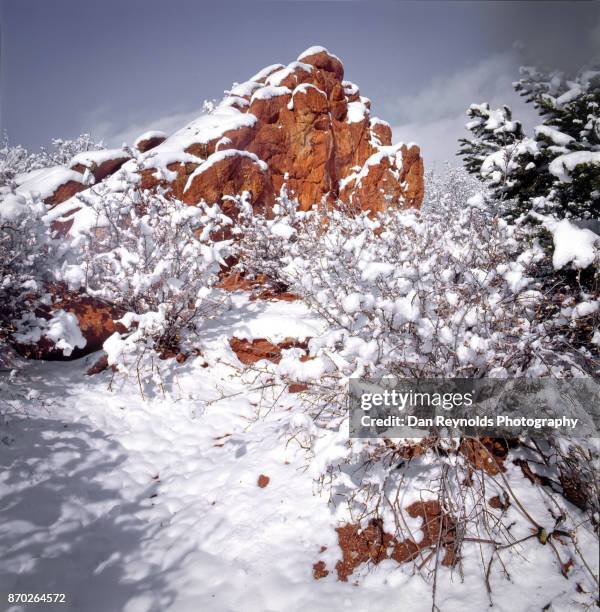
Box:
(69, 148), (130, 169)
(248, 63), (285, 83)
(250, 86), (292, 102)
(265, 62), (313, 87)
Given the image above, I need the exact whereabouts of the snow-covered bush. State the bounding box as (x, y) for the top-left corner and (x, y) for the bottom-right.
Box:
(230, 175), (598, 595)
(235, 174), (597, 590)
(0, 135), (30, 186)
(0, 132), (104, 187)
(0, 189), (89, 359)
(41, 134), (105, 167)
(421, 162), (486, 213)
(0, 192), (60, 349)
(70, 179), (232, 375)
(234, 171), (599, 391)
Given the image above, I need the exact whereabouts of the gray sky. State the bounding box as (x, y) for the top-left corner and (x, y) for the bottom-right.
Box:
(1, 0), (599, 168)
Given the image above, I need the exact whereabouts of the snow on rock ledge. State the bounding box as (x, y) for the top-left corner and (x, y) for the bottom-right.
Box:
(183, 149), (274, 214)
(134, 130), (167, 153)
(15, 166), (87, 207)
(136, 46), (423, 213)
(70, 148), (132, 182)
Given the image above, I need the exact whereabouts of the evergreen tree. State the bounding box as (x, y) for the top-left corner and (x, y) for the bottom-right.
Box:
(459, 63), (600, 221)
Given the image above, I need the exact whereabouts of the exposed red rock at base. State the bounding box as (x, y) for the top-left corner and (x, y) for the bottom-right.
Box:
(229, 337), (309, 365)
(288, 382), (309, 393)
(334, 500), (457, 582)
(13, 286), (126, 361)
(392, 500), (457, 566)
(217, 270), (300, 302)
(312, 560), (329, 580)
(335, 519), (395, 581)
(86, 353), (117, 376)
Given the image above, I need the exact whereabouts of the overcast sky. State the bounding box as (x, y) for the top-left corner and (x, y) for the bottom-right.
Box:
(1, 1), (599, 168)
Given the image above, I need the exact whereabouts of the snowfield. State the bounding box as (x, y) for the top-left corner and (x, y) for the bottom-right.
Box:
(1, 294), (598, 612)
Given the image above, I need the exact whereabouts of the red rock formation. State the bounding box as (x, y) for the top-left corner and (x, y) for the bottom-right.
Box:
(19, 47), (423, 231)
(340, 144), (425, 213)
(70, 149), (131, 183)
(183, 150), (274, 215)
(139, 46), (424, 214)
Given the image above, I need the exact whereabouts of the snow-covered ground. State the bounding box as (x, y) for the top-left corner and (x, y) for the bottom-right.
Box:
(1, 295), (598, 612)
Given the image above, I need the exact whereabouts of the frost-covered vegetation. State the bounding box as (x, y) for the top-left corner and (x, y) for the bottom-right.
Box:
(0, 192), (58, 347)
(233, 170), (599, 389)
(72, 179), (232, 374)
(221, 166), (599, 608)
(0, 132), (104, 186)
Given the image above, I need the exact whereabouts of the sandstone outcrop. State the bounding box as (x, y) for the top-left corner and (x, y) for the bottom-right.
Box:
(70, 148), (131, 183)
(134, 131), (167, 153)
(17, 46), (424, 224)
(138, 46), (424, 214)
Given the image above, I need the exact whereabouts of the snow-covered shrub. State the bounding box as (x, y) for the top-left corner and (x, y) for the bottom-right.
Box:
(232, 175), (598, 594)
(421, 162), (486, 213)
(0, 132), (104, 187)
(0, 192), (63, 352)
(41, 134), (105, 167)
(0, 134), (32, 186)
(71, 178), (232, 375)
(232, 170), (599, 405)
